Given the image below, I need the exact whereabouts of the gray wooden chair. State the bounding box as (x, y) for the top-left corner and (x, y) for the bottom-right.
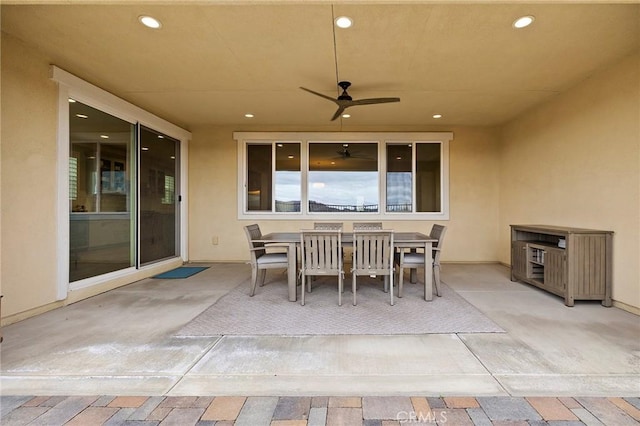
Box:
(396, 224), (447, 299)
(243, 224), (290, 296)
(351, 229), (395, 306)
(313, 222), (343, 230)
(300, 229), (344, 306)
(353, 222), (383, 230)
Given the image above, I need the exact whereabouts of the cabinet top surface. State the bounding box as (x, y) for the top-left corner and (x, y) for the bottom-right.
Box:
(511, 225), (613, 234)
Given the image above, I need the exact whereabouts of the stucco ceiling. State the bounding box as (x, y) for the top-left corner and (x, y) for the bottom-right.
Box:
(2, 1), (638, 130)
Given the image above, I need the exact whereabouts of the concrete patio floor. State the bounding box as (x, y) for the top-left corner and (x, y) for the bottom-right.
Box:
(1, 263), (639, 424)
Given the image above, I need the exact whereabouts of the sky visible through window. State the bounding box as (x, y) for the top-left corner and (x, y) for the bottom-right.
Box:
(309, 171), (378, 208)
(276, 171), (379, 207)
(276, 171), (413, 210)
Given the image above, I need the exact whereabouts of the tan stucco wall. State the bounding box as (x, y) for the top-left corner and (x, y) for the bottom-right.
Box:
(1, 33), (61, 317)
(188, 125), (500, 263)
(498, 53), (640, 310)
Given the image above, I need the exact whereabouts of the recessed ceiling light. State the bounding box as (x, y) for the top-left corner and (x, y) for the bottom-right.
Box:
(245, 113), (254, 118)
(68, 98), (76, 103)
(139, 15), (162, 29)
(277, 143), (283, 147)
(433, 114), (442, 119)
(288, 155), (294, 159)
(75, 114), (88, 119)
(141, 147), (149, 151)
(335, 16), (353, 29)
(513, 15), (534, 29)
(157, 135), (164, 139)
(342, 114), (351, 118)
(100, 135), (109, 139)
(170, 156), (176, 160)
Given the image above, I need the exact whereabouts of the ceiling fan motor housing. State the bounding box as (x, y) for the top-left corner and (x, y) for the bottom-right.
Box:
(338, 81), (352, 101)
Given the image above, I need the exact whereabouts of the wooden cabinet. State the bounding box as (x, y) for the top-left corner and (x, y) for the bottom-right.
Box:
(510, 225), (612, 307)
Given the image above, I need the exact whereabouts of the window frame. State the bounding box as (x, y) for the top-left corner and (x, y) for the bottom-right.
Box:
(236, 132), (452, 221)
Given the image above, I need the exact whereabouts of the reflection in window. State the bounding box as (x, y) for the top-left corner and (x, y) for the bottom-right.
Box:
(69, 157), (78, 201)
(386, 144), (412, 212)
(162, 175), (175, 204)
(416, 143), (441, 212)
(139, 126), (179, 265)
(69, 100), (134, 282)
(309, 143), (378, 212)
(275, 143), (301, 212)
(247, 144), (272, 211)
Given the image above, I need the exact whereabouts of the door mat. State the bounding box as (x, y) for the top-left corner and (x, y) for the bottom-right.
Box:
(153, 266), (209, 279)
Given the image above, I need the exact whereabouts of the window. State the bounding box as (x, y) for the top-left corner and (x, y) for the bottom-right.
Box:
(309, 143), (378, 212)
(246, 142), (301, 212)
(236, 132), (452, 220)
(386, 143), (442, 213)
(275, 143), (301, 212)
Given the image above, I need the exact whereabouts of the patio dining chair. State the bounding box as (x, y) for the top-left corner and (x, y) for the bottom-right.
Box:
(353, 222), (383, 230)
(396, 224), (447, 299)
(300, 229), (344, 306)
(351, 229), (395, 306)
(243, 224), (290, 296)
(313, 222), (343, 230)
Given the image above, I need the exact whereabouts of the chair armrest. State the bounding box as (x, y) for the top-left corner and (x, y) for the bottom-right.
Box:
(249, 244), (290, 251)
(249, 244), (291, 254)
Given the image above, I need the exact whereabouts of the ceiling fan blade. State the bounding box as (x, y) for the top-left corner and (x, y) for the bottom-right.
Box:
(330, 106), (347, 121)
(300, 87), (338, 103)
(351, 97), (400, 106)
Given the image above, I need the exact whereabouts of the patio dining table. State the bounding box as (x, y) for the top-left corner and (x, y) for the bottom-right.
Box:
(252, 231), (437, 302)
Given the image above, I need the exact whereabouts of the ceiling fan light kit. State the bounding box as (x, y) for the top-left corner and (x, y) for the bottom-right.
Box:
(300, 81), (401, 121)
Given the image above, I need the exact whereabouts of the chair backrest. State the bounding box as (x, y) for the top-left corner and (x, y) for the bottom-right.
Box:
(243, 224), (265, 260)
(352, 230), (394, 275)
(314, 222), (343, 230)
(353, 222), (383, 230)
(301, 230), (342, 275)
(429, 224), (447, 261)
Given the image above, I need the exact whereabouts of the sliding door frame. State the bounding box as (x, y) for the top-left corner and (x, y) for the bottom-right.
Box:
(52, 66), (191, 298)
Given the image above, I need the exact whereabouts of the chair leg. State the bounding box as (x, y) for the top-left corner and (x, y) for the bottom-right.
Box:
(352, 273), (357, 306)
(433, 263), (442, 297)
(259, 269), (267, 286)
(250, 266), (259, 296)
(301, 273), (306, 306)
(383, 275), (389, 293)
(389, 272), (394, 306)
(338, 273), (343, 306)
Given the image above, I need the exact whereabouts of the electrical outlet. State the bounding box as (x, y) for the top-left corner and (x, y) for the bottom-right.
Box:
(211, 236), (219, 245)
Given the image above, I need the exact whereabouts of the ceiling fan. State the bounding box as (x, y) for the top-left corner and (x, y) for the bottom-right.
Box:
(300, 81), (400, 121)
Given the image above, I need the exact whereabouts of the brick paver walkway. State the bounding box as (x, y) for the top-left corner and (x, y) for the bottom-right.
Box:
(1, 395), (639, 425)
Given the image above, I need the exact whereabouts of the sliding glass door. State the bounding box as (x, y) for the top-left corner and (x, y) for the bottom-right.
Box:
(69, 102), (181, 281)
(139, 126), (180, 265)
(69, 101), (135, 281)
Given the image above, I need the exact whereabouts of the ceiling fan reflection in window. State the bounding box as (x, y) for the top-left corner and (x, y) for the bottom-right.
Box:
(333, 144), (375, 161)
(300, 81), (400, 121)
